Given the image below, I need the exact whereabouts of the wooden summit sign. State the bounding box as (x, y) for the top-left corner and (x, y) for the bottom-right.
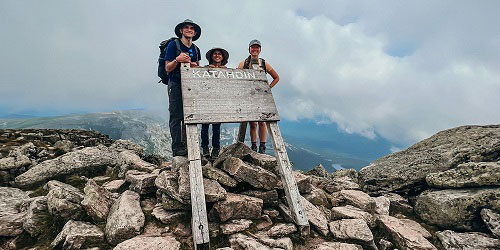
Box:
(180, 63), (309, 250)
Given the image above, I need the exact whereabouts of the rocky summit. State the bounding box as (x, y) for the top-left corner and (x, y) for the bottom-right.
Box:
(0, 127), (499, 250)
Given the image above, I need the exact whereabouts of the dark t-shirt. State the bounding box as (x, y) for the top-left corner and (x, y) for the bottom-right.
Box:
(164, 39), (200, 82)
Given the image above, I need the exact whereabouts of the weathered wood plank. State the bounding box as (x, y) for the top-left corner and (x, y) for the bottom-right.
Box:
(185, 124), (210, 248)
(180, 67), (280, 124)
(267, 121), (310, 236)
(237, 122), (247, 142)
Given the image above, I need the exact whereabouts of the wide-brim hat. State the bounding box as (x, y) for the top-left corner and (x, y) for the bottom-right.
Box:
(206, 48), (229, 66)
(174, 19), (201, 41)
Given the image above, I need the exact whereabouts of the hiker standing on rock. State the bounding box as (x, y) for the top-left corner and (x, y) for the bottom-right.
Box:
(164, 19), (201, 157)
(238, 40), (280, 153)
(201, 47), (230, 159)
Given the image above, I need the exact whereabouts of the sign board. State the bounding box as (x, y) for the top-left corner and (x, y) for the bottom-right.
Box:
(180, 66), (280, 124)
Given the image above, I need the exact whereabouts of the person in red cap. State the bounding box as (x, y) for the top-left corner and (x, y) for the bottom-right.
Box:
(238, 40), (280, 153)
(164, 19), (201, 156)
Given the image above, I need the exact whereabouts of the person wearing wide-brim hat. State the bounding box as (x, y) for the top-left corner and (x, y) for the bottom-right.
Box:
(200, 47), (230, 159)
(238, 39), (280, 154)
(164, 19), (202, 157)
(206, 48), (229, 67)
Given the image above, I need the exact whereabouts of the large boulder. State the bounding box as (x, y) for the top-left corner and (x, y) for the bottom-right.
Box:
(436, 230), (500, 250)
(378, 215), (437, 250)
(212, 193), (263, 222)
(23, 196), (51, 237)
(81, 179), (114, 222)
(415, 187), (500, 230)
(329, 219), (374, 245)
(105, 191), (145, 245)
(51, 220), (105, 249)
(202, 163), (238, 188)
(213, 142), (253, 168)
(330, 190), (375, 212)
(125, 170), (158, 194)
(315, 242), (363, 250)
(481, 208), (500, 238)
(359, 125), (500, 193)
(301, 196), (329, 236)
(426, 161), (500, 188)
(331, 205), (376, 228)
(229, 233), (270, 250)
(45, 181), (84, 220)
(113, 236), (180, 250)
(0, 187), (29, 236)
(223, 157), (279, 190)
(15, 145), (117, 188)
(117, 150), (155, 177)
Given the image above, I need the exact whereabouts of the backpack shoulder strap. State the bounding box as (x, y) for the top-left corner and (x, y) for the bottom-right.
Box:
(192, 43), (200, 61)
(243, 56), (251, 69)
(260, 58), (267, 73)
(174, 39), (182, 56)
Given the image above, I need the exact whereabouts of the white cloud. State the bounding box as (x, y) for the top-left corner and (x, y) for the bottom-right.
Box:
(1, 0), (499, 146)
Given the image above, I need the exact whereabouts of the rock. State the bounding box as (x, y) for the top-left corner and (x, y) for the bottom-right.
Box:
(241, 190), (279, 206)
(256, 215), (273, 230)
(202, 163), (238, 187)
(117, 150), (155, 177)
(213, 142), (253, 168)
(315, 242), (363, 250)
(212, 193), (263, 222)
(436, 230), (500, 250)
(0, 187), (29, 236)
(102, 179), (126, 192)
(384, 192), (414, 215)
(51, 220), (105, 249)
(253, 232), (293, 250)
(155, 170), (187, 203)
(373, 196), (390, 215)
(267, 223), (296, 238)
(140, 198), (156, 214)
(481, 208), (500, 238)
(110, 139), (145, 158)
(415, 187), (500, 231)
(55, 140), (74, 154)
(203, 178), (228, 202)
(329, 219), (374, 243)
(229, 233), (270, 250)
(263, 208), (280, 219)
(81, 179), (114, 222)
(301, 196), (329, 236)
(242, 151), (278, 174)
(331, 205), (376, 228)
(377, 239), (393, 250)
(158, 192), (190, 210)
(151, 204), (187, 224)
(322, 176), (360, 193)
(209, 222), (220, 238)
(223, 157), (279, 190)
(359, 125), (500, 193)
(330, 190), (375, 212)
(304, 187), (330, 207)
(378, 215), (437, 250)
(177, 163), (191, 200)
(220, 219), (253, 235)
(170, 156), (189, 172)
(294, 171), (313, 194)
(173, 222), (191, 237)
(307, 164), (328, 177)
(105, 191), (145, 245)
(15, 145), (117, 188)
(125, 170), (158, 194)
(46, 183), (84, 220)
(113, 236), (180, 250)
(23, 196), (51, 236)
(400, 218), (432, 239)
(426, 161), (500, 188)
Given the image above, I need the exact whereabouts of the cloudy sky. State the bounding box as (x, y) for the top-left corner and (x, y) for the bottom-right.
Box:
(1, 0), (499, 146)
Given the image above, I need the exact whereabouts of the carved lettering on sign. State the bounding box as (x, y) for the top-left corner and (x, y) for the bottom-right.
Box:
(191, 69), (256, 79)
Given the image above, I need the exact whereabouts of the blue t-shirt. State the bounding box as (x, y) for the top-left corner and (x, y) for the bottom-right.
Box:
(164, 39), (200, 82)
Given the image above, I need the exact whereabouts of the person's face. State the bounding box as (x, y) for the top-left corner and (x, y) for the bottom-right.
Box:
(249, 45), (261, 57)
(180, 24), (196, 39)
(212, 50), (223, 64)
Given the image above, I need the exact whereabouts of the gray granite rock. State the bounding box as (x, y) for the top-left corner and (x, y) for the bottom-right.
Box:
(213, 142), (253, 168)
(436, 230), (500, 250)
(480, 208), (500, 238)
(331, 205), (376, 228)
(46, 183), (84, 220)
(301, 196), (329, 236)
(242, 151), (278, 175)
(23, 196), (51, 237)
(51, 220), (105, 249)
(329, 219), (374, 243)
(322, 176), (360, 193)
(294, 171), (313, 194)
(117, 150), (155, 177)
(157, 191), (190, 210)
(203, 163), (238, 187)
(15, 145), (118, 188)
(81, 179), (113, 222)
(220, 219), (253, 235)
(306, 164), (328, 177)
(241, 190), (278, 206)
(223, 157), (279, 190)
(315, 242), (363, 250)
(330, 190), (375, 212)
(105, 191), (145, 245)
(426, 161), (500, 188)
(373, 196), (390, 215)
(151, 204), (187, 224)
(359, 125), (500, 193)
(213, 193), (263, 222)
(229, 233), (270, 250)
(378, 215), (437, 250)
(415, 187), (500, 230)
(0, 187), (29, 236)
(304, 187), (330, 207)
(267, 223), (297, 238)
(113, 236), (180, 250)
(102, 179), (126, 192)
(384, 192), (414, 215)
(125, 170), (158, 194)
(253, 232), (293, 250)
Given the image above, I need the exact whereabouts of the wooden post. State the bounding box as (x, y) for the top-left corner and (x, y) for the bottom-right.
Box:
(267, 121), (310, 236)
(185, 124), (210, 249)
(237, 122), (247, 142)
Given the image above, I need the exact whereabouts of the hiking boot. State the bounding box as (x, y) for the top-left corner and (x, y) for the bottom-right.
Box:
(202, 147), (210, 157)
(258, 144), (266, 154)
(173, 148), (188, 157)
(251, 144), (258, 152)
(211, 147), (220, 159)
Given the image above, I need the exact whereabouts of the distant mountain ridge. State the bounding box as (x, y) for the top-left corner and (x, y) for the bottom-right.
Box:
(0, 111), (377, 171)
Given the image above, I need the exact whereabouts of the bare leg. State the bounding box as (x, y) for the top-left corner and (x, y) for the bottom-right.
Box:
(258, 122), (267, 143)
(250, 122), (258, 143)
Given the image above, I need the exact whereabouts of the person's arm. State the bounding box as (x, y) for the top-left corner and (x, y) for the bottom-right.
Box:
(237, 61), (245, 69)
(266, 62), (280, 88)
(165, 41), (190, 72)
